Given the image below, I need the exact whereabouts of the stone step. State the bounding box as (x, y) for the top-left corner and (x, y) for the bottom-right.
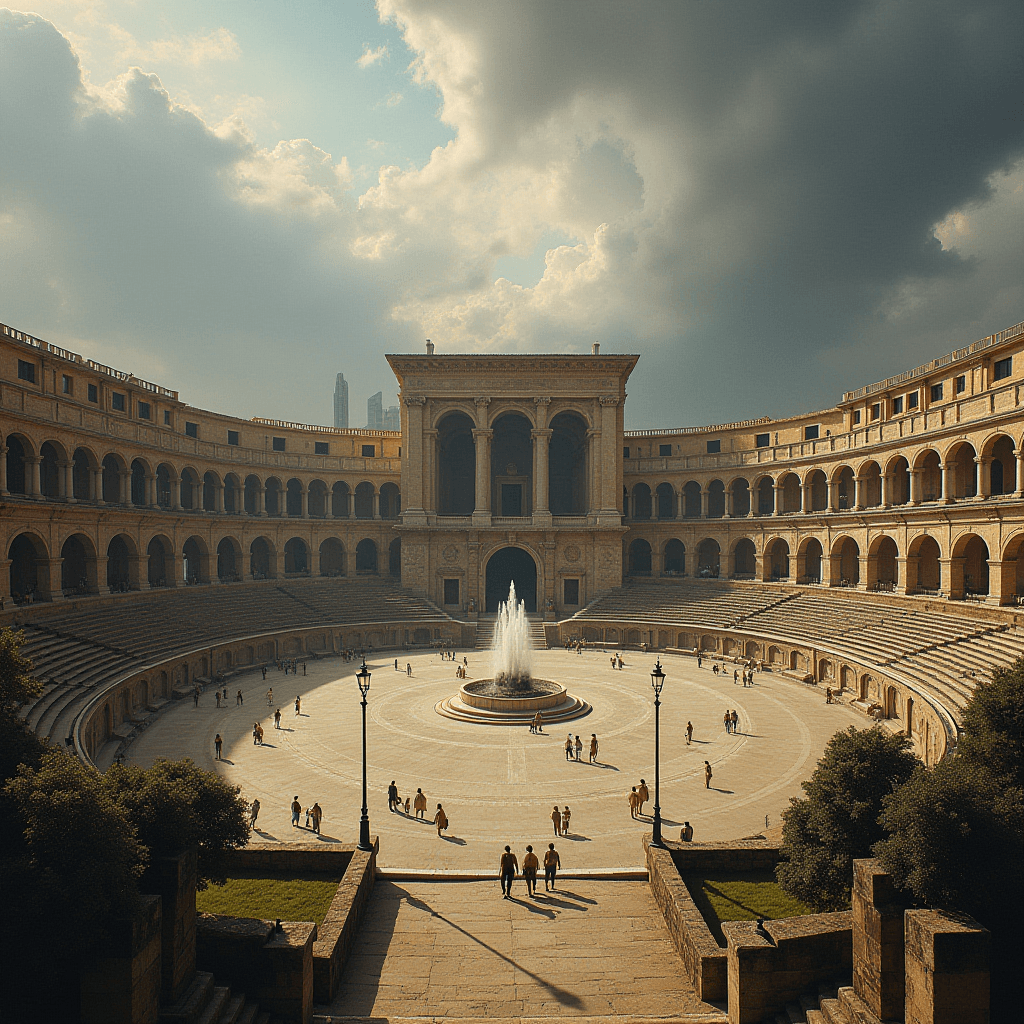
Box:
(233, 1001), (260, 1024)
(836, 987), (882, 1024)
(818, 998), (849, 1024)
(197, 986), (231, 1024)
(160, 971), (215, 1024)
(218, 993), (245, 1024)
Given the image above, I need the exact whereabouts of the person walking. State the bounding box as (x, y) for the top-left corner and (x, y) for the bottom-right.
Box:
(193, 686), (200, 708)
(730, 709), (739, 734)
(637, 779), (649, 816)
(499, 845), (519, 899)
(214, 734), (223, 760)
(274, 708), (282, 729)
(589, 734), (599, 763)
(543, 843), (560, 891)
(262, 665), (267, 681)
(564, 733), (574, 760)
(522, 845), (539, 897)
(237, 689), (244, 706)
(216, 690), (222, 709)
(256, 722), (264, 745)
(704, 761), (713, 789)
(406, 662), (412, 676)
(291, 796), (302, 827)
(267, 688), (273, 706)
(574, 735), (583, 761)
(561, 806), (571, 836)
(686, 720), (693, 745)
(395, 659), (399, 671)
(628, 786), (640, 818)
(414, 788), (427, 819)
(388, 781), (400, 812)
(253, 723), (260, 745)
(249, 797), (261, 830)
(311, 801), (322, 834)
(433, 803), (448, 836)
(551, 804), (562, 836)
(723, 709), (732, 734)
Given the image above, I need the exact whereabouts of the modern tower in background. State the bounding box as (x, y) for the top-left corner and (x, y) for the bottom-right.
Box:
(383, 405), (400, 430)
(333, 373), (349, 429)
(366, 391), (383, 430)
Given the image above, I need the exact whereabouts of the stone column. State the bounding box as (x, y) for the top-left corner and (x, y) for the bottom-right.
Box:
(0, 446), (7, 495)
(41, 557), (64, 602)
(724, 488), (733, 518)
(423, 427), (438, 513)
(896, 556), (913, 595)
(827, 478), (838, 512)
(146, 472), (157, 507)
(881, 473), (891, 508)
(169, 471), (181, 510)
(974, 457), (991, 500)
(119, 469), (131, 506)
(532, 428), (552, 521)
(60, 460), (73, 501)
(599, 396), (621, 518)
(772, 482), (782, 516)
(1014, 448), (1024, 497)
(26, 455), (41, 498)
(214, 480), (224, 513)
(402, 396), (427, 521)
(373, 488), (381, 520)
(257, 482), (267, 516)
(299, 483), (308, 519)
(942, 557), (964, 599)
(472, 426), (492, 523)
(940, 461), (954, 503)
(587, 428), (602, 515)
(701, 484), (710, 518)
(854, 474), (865, 511)
(909, 468), (922, 505)
(92, 466), (104, 504)
(800, 479), (810, 513)
(675, 487), (685, 520)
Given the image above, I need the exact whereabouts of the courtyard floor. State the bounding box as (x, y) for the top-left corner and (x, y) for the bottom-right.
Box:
(127, 647), (861, 870)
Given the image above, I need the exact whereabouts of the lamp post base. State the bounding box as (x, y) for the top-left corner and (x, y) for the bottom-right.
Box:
(358, 816), (372, 851)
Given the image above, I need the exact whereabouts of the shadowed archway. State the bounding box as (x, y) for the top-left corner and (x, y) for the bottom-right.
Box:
(485, 546), (537, 612)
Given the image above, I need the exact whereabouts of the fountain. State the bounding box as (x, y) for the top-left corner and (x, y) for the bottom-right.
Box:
(435, 582), (590, 724)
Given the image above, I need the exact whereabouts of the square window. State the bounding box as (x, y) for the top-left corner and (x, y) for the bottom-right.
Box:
(227, 430), (240, 446)
(754, 433), (770, 448)
(955, 374), (966, 394)
(907, 391), (919, 409)
(185, 421), (198, 438)
(314, 441), (329, 455)
(892, 396), (904, 414)
(61, 374), (73, 395)
(853, 410), (862, 424)
(563, 578), (580, 605)
(870, 403), (881, 421)
(804, 424), (819, 440)
(994, 356), (1012, 381)
(443, 578), (460, 605)
(707, 439), (721, 454)
(659, 443), (672, 457)
(930, 382), (943, 402)
(163, 410), (171, 425)
(361, 444), (375, 457)
(272, 436), (285, 452)
(17, 359), (36, 383)
(88, 383), (99, 403)
(623, 446), (630, 459)
(111, 392), (125, 411)
(137, 401), (151, 420)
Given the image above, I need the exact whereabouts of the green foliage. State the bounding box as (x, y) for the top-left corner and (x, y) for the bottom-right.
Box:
(196, 873), (340, 927)
(104, 757), (250, 889)
(684, 870), (812, 944)
(0, 627), (41, 709)
(956, 656), (1024, 790)
(777, 725), (917, 911)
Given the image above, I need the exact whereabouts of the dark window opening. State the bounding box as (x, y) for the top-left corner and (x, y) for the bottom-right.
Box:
(892, 396), (904, 414)
(907, 392), (919, 409)
(563, 578), (580, 605)
(994, 357), (1012, 381)
(361, 444), (375, 457)
(88, 383), (99, 403)
(314, 441), (329, 455)
(623, 446), (630, 459)
(754, 433), (770, 448)
(111, 392), (125, 411)
(930, 383), (943, 402)
(185, 421), (198, 438)
(61, 374), (73, 394)
(138, 401), (150, 420)
(804, 425), (819, 440)
(17, 360), (36, 383)
(870, 403), (881, 421)
(853, 410), (861, 424)
(707, 439), (721, 454)
(443, 578), (460, 605)
(659, 444), (672, 457)
(227, 430), (240, 446)
(163, 410), (171, 425)
(955, 374), (966, 394)
(272, 436), (285, 452)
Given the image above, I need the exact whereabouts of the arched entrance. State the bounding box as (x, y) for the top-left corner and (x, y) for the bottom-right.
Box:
(485, 547), (537, 612)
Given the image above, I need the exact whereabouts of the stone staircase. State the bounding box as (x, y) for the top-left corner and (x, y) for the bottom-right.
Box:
(756, 976), (884, 1024)
(160, 971), (273, 1024)
(474, 615), (549, 649)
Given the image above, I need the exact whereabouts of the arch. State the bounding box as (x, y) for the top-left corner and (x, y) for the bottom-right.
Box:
(216, 536), (242, 581)
(549, 411), (588, 515)
(437, 412), (476, 516)
(780, 472), (801, 513)
(766, 537), (790, 580)
(706, 479), (725, 518)
(355, 538), (378, 574)
(869, 535), (899, 589)
(156, 463), (175, 508)
(307, 479), (329, 518)
(655, 482), (675, 520)
(354, 481), (375, 519)
(182, 535), (210, 584)
(797, 537), (823, 583)
(859, 460), (882, 508)
(4, 433), (35, 495)
(73, 446), (97, 500)
(491, 412), (533, 516)
(203, 471), (221, 512)
(250, 537), (274, 579)
(805, 469), (828, 511)
(731, 538), (756, 577)
(380, 482), (401, 520)
(756, 476), (774, 515)
(147, 535), (172, 587)
(696, 538), (720, 577)
(319, 538), (345, 576)
(628, 538), (652, 575)
(768, 645), (783, 666)
(663, 538), (685, 574)
(730, 477), (751, 517)
(944, 441), (978, 499)
(178, 466), (200, 510)
(683, 480), (702, 518)
(284, 537), (308, 573)
(286, 478), (303, 517)
(39, 440), (64, 499)
(244, 474), (262, 515)
(908, 534), (941, 593)
(331, 481), (351, 518)
(859, 673), (873, 701)
(264, 477), (282, 516)
(952, 533), (989, 596)
(106, 534), (136, 591)
(631, 483), (652, 520)
(745, 640), (761, 659)
(913, 448), (942, 502)
(130, 458), (149, 506)
(831, 536), (860, 586)
(485, 546), (538, 611)
(61, 533), (97, 595)
(983, 433), (1015, 495)
(885, 455), (910, 506)
(389, 537), (402, 578)
(8, 531), (48, 601)
(223, 473), (241, 514)
(102, 452), (126, 503)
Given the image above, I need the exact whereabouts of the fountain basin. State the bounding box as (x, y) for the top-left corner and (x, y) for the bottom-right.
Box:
(461, 678), (566, 713)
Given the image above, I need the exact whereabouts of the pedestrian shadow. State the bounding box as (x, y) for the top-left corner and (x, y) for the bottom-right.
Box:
(257, 742), (277, 748)
(251, 827), (277, 840)
(534, 893), (588, 911)
(508, 896), (556, 919)
(550, 889), (597, 905)
(217, 757), (235, 765)
(316, 833), (342, 843)
(709, 787), (735, 794)
(563, 833), (591, 842)
(441, 834), (467, 845)
(588, 761), (619, 771)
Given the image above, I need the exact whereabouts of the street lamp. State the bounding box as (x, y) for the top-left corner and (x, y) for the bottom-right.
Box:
(650, 658), (666, 847)
(356, 659), (372, 851)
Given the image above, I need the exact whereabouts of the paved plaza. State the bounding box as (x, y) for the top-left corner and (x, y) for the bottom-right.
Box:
(320, 878), (725, 1020)
(128, 647), (860, 869)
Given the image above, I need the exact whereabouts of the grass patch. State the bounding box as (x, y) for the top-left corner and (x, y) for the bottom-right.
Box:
(196, 872), (340, 928)
(683, 869), (814, 945)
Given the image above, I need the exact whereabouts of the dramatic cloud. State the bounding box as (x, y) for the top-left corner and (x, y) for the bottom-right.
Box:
(0, 2), (1021, 428)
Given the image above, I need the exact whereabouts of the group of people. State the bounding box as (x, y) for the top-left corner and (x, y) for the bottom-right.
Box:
(627, 779), (650, 818)
(609, 654), (625, 670)
(550, 804), (572, 836)
(387, 782), (449, 836)
(564, 638), (587, 654)
(498, 843), (561, 897)
(290, 795), (324, 833)
(723, 709), (740, 734)
(564, 732), (599, 762)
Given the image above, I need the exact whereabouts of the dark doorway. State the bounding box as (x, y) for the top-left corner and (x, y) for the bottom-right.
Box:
(437, 413), (476, 515)
(485, 546), (537, 612)
(389, 538), (401, 578)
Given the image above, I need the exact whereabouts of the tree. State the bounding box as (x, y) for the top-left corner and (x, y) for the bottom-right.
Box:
(103, 757), (250, 888)
(0, 626), (41, 711)
(955, 656), (1024, 789)
(776, 725), (917, 911)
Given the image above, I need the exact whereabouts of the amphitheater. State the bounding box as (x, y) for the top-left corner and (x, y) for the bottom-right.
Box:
(3, 317), (1021, 1022)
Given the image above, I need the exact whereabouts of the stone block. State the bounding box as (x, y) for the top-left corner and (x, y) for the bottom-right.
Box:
(142, 846), (197, 1004)
(851, 859), (906, 1021)
(255, 921), (316, 1024)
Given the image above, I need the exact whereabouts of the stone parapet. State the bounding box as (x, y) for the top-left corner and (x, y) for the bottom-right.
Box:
(852, 858), (906, 1021)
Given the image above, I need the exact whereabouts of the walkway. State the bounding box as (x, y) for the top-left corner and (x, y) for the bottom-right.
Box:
(319, 878), (724, 1020)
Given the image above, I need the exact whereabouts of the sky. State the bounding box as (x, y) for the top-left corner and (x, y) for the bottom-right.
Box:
(0, 1), (1022, 430)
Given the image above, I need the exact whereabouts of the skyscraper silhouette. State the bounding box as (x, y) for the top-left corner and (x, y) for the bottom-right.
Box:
(333, 373), (349, 429)
(367, 391), (383, 430)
